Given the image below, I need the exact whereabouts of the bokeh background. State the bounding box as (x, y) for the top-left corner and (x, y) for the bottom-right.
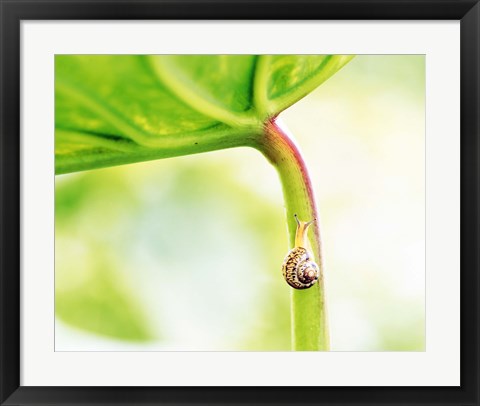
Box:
(55, 55), (425, 351)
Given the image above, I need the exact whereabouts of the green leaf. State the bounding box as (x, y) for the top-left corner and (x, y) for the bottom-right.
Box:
(55, 55), (353, 174)
(254, 55), (354, 115)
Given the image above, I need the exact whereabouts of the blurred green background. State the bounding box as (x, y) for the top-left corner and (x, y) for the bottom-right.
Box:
(55, 55), (425, 351)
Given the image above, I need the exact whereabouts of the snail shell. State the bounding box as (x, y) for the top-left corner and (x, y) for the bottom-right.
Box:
(281, 214), (320, 289)
(282, 247), (319, 289)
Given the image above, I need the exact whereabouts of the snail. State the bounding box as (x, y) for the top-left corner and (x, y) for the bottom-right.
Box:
(281, 214), (320, 289)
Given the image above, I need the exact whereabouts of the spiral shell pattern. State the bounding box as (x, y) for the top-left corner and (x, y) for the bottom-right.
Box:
(282, 247), (319, 289)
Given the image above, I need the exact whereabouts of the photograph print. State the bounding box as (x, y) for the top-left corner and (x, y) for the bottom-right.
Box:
(55, 54), (425, 352)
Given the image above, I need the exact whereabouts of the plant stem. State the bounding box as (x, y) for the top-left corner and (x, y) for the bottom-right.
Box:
(252, 118), (329, 351)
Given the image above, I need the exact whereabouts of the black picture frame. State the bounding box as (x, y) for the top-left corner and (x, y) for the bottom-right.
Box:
(1, 1), (479, 405)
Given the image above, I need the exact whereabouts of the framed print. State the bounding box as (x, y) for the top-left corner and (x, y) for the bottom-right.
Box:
(0, 1), (479, 405)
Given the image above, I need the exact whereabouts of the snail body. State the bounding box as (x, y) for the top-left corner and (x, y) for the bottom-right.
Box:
(281, 215), (320, 289)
